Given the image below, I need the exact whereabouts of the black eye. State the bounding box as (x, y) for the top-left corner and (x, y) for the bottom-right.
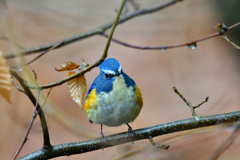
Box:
(105, 74), (109, 79)
(104, 73), (114, 79)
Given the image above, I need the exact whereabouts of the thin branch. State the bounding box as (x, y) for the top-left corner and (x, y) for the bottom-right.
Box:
(12, 110), (37, 160)
(10, 71), (52, 150)
(41, 88), (52, 107)
(0, 30), (24, 49)
(149, 136), (170, 150)
(3, 0), (183, 59)
(11, 77), (25, 93)
(193, 97), (209, 109)
(101, 22), (240, 51)
(26, 0), (127, 90)
(173, 86), (208, 117)
(19, 110), (240, 160)
(208, 124), (240, 160)
(12, 66), (40, 160)
(10, 41), (64, 69)
(222, 35), (240, 50)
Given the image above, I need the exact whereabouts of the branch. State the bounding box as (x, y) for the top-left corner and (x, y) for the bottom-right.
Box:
(101, 22), (240, 51)
(12, 66), (41, 160)
(19, 110), (240, 160)
(10, 71), (52, 150)
(173, 86), (208, 117)
(26, 0), (127, 90)
(10, 41), (64, 69)
(222, 35), (240, 50)
(3, 0), (183, 59)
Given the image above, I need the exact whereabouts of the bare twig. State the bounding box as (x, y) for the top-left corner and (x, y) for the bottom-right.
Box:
(222, 35), (240, 50)
(12, 66), (40, 160)
(19, 110), (240, 160)
(208, 124), (240, 160)
(0, 30), (24, 49)
(12, 111), (37, 160)
(101, 22), (240, 51)
(41, 88), (52, 108)
(3, 0), (183, 59)
(10, 70), (52, 150)
(173, 86), (208, 117)
(10, 77), (25, 93)
(26, 0), (127, 90)
(11, 41), (64, 69)
(149, 136), (170, 150)
(193, 97), (209, 110)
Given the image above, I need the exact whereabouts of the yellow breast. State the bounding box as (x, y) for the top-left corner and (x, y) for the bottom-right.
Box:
(85, 88), (98, 113)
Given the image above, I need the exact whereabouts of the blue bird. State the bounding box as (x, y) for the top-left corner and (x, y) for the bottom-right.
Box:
(85, 58), (143, 142)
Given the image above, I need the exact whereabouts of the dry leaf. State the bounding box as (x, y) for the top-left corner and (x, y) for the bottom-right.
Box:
(55, 62), (80, 72)
(68, 71), (87, 110)
(0, 51), (11, 103)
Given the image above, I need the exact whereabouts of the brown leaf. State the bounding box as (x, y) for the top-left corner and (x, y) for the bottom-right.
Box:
(55, 62), (80, 72)
(0, 51), (11, 103)
(67, 71), (87, 110)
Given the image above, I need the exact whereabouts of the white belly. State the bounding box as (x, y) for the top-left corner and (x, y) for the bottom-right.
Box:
(86, 76), (141, 126)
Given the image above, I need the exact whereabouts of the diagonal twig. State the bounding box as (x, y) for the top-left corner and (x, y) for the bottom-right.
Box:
(3, 0), (183, 59)
(10, 41), (64, 69)
(26, 0), (128, 90)
(12, 65), (41, 160)
(101, 22), (240, 51)
(173, 86), (208, 117)
(10, 70), (52, 150)
(148, 135), (170, 150)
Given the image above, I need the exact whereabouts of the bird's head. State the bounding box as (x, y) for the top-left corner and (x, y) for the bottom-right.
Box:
(99, 58), (122, 79)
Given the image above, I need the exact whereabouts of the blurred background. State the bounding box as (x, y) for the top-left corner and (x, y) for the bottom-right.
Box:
(1, 0), (240, 159)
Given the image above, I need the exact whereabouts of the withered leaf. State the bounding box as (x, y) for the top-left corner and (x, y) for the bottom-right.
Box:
(0, 51), (11, 103)
(55, 62), (80, 72)
(67, 71), (87, 110)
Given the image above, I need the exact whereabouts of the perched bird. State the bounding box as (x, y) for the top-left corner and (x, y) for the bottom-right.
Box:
(85, 58), (143, 142)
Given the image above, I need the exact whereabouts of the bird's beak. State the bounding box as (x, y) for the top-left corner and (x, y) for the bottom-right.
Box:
(115, 71), (121, 76)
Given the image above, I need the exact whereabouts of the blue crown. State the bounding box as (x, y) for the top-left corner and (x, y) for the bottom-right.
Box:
(99, 58), (122, 75)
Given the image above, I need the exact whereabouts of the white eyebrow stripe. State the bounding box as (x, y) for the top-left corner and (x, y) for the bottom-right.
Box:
(101, 69), (116, 74)
(118, 66), (122, 73)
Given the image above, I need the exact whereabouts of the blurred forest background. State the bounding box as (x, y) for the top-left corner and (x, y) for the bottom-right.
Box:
(1, 0), (240, 159)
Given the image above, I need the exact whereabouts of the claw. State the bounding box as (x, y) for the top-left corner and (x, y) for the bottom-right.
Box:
(126, 123), (136, 144)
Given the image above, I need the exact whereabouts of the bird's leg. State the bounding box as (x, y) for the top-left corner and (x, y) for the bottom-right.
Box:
(126, 123), (136, 137)
(100, 124), (107, 149)
(126, 123), (136, 144)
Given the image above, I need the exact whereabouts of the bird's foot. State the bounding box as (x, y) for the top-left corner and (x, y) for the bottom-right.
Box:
(128, 126), (136, 137)
(126, 123), (136, 144)
(100, 132), (107, 149)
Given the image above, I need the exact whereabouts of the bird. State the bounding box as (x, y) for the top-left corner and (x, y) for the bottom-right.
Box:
(85, 58), (143, 143)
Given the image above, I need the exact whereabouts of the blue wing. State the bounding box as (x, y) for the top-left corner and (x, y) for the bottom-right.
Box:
(122, 72), (136, 90)
(86, 75), (99, 99)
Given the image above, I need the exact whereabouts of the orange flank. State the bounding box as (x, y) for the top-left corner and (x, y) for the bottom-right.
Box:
(85, 88), (98, 113)
(135, 86), (143, 109)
